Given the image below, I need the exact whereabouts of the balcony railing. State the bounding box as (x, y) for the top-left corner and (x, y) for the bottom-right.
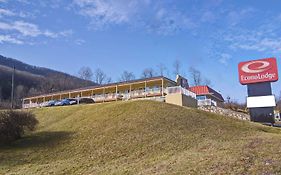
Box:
(197, 99), (217, 106)
(84, 88), (163, 103)
(166, 86), (196, 99)
(23, 87), (171, 108)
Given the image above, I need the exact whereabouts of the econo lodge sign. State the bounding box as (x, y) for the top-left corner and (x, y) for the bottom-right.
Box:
(239, 57), (278, 85)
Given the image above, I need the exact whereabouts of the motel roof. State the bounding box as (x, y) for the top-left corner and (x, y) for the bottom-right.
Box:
(189, 86), (224, 102)
(24, 76), (176, 100)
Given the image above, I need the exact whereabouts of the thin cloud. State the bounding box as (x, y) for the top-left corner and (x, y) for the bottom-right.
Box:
(75, 39), (85, 45)
(0, 21), (72, 38)
(219, 53), (231, 65)
(0, 35), (23, 44)
(73, 0), (142, 30)
(0, 8), (15, 17)
(223, 17), (281, 54)
(73, 0), (197, 35)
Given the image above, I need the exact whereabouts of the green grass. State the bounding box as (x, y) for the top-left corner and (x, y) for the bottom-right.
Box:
(1, 100), (281, 174)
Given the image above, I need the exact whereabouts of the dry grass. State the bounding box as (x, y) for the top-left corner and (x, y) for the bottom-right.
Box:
(1, 100), (281, 174)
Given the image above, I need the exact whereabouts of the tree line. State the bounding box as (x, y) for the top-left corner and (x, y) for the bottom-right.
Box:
(78, 60), (212, 86)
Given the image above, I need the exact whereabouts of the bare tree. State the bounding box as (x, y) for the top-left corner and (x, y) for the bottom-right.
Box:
(189, 67), (212, 86)
(204, 78), (212, 86)
(189, 67), (202, 86)
(93, 68), (107, 85)
(78, 67), (93, 81)
(120, 71), (135, 82)
(28, 88), (39, 96)
(224, 97), (247, 111)
(142, 68), (155, 78)
(157, 63), (167, 76)
(173, 59), (181, 76)
(106, 77), (112, 84)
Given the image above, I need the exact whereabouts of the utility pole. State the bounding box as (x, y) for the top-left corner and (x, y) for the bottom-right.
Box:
(11, 66), (15, 109)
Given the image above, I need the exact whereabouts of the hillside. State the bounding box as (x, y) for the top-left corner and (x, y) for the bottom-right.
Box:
(0, 55), (95, 108)
(1, 101), (281, 174)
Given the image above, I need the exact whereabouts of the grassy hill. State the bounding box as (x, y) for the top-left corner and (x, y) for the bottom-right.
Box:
(1, 100), (281, 174)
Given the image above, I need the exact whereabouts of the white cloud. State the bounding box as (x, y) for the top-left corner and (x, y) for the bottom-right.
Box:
(201, 11), (216, 23)
(219, 53), (231, 65)
(0, 35), (23, 44)
(222, 19), (281, 54)
(43, 29), (73, 38)
(0, 21), (73, 38)
(73, 0), (142, 30)
(231, 37), (281, 53)
(75, 39), (85, 45)
(73, 0), (196, 34)
(12, 21), (41, 36)
(146, 12), (196, 35)
(0, 8), (35, 19)
(0, 9), (15, 17)
(226, 8), (256, 26)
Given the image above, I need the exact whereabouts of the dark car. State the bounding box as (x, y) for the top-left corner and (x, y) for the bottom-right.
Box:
(79, 98), (95, 104)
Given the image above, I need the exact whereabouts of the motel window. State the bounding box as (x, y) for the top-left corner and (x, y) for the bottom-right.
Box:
(197, 96), (206, 100)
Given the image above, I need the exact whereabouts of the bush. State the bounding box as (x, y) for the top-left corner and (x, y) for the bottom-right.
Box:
(0, 110), (38, 144)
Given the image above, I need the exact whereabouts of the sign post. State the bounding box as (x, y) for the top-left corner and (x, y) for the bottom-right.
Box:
(238, 57), (279, 123)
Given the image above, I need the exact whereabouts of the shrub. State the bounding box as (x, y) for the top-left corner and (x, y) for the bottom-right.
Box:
(0, 110), (38, 144)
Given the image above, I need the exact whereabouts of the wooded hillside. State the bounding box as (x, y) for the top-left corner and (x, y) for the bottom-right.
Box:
(0, 55), (96, 108)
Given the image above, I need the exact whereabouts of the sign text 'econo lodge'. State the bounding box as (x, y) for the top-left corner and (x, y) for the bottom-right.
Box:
(238, 58), (279, 85)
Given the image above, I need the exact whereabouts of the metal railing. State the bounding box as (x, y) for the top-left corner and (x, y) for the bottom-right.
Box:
(23, 103), (39, 109)
(197, 99), (217, 106)
(166, 86), (196, 99)
(22, 87), (176, 108)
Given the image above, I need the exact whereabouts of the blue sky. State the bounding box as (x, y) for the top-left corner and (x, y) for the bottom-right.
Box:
(0, 0), (281, 102)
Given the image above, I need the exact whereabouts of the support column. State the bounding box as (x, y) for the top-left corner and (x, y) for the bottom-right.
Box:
(103, 87), (105, 103)
(59, 94), (62, 100)
(144, 81), (147, 98)
(129, 84), (132, 100)
(116, 85), (118, 101)
(69, 92), (71, 98)
(161, 78), (164, 97)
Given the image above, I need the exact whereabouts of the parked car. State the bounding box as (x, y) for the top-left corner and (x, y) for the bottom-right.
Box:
(79, 98), (95, 104)
(55, 99), (71, 106)
(47, 100), (57, 107)
(40, 102), (49, 107)
(67, 98), (78, 105)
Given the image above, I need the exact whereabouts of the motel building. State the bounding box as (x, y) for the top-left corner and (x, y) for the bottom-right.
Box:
(22, 75), (222, 109)
(189, 86), (225, 107)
